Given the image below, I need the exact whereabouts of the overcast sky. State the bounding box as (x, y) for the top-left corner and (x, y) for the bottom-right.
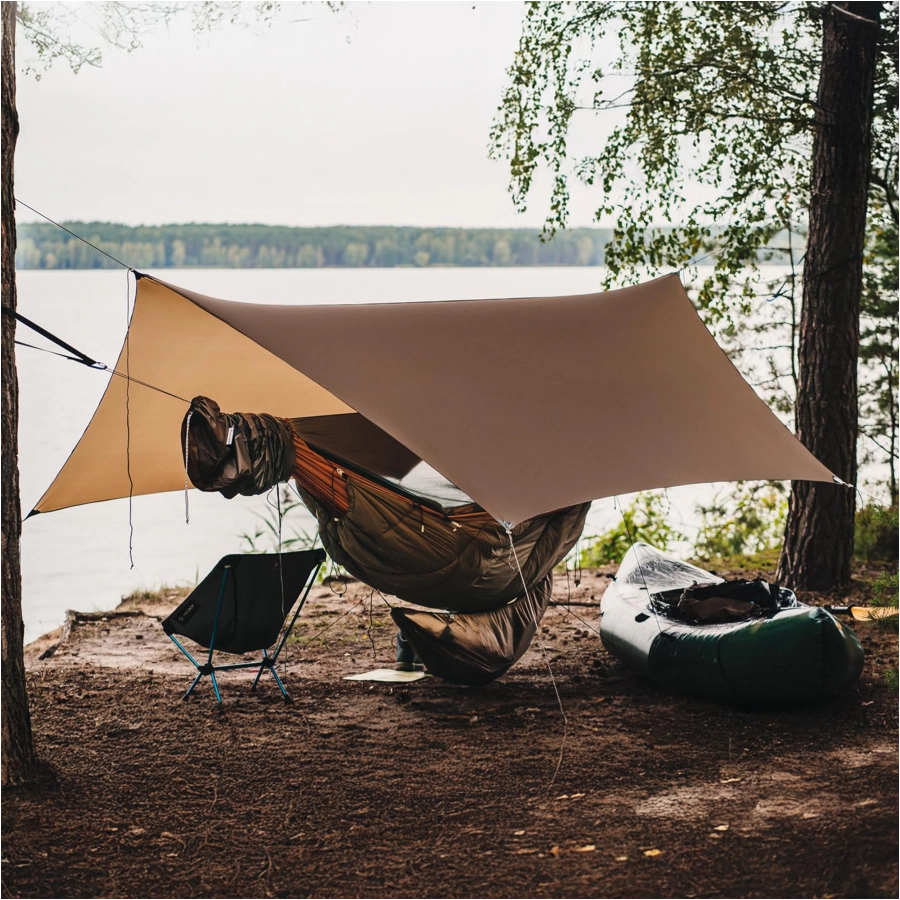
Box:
(14, 1), (610, 229)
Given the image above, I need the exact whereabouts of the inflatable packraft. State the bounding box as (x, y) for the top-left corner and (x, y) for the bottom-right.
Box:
(600, 543), (864, 705)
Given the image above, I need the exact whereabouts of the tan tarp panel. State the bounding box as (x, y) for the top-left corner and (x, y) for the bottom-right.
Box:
(33, 272), (834, 522)
(33, 277), (352, 513)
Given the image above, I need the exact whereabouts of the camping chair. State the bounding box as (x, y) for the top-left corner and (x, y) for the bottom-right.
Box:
(162, 549), (326, 703)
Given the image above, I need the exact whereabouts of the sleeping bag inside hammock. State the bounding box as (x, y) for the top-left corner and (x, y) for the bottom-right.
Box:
(182, 397), (589, 683)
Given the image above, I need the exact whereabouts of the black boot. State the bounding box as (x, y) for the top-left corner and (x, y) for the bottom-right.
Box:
(395, 631), (422, 671)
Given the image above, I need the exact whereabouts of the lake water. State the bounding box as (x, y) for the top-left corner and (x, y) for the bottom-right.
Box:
(16, 266), (738, 642)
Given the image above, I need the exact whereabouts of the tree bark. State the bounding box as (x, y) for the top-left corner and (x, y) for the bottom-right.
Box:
(2, 0), (39, 786)
(778, 2), (882, 590)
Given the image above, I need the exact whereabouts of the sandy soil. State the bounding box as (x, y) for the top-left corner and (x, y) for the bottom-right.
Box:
(4, 560), (898, 899)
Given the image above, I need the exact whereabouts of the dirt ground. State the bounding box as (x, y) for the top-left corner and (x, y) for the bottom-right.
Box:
(4, 559), (898, 900)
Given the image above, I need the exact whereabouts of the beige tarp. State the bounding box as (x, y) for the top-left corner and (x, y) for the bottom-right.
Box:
(33, 272), (834, 524)
(33, 277), (352, 513)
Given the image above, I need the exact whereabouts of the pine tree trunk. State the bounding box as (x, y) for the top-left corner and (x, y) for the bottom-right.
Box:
(778, 2), (882, 590)
(1, 0), (39, 786)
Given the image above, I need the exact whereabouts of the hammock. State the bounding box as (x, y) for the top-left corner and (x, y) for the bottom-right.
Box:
(182, 397), (589, 682)
(291, 429), (588, 613)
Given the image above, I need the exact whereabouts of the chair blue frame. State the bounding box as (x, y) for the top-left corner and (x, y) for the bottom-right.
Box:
(164, 550), (326, 703)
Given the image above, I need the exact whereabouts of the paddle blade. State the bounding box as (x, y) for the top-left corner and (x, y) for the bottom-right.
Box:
(850, 606), (899, 621)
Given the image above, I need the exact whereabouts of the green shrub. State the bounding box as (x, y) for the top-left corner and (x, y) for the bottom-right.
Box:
(868, 569), (899, 628)
(854, 504), (899, 562)
(239, 485), (319, 554)
(580, 493), (686, 566)
(693, 481), (787, 560)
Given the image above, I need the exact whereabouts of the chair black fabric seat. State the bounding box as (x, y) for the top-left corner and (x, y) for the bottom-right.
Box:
(162, 549), (326, 702)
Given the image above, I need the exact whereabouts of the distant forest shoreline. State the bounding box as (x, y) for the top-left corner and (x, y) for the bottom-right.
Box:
(16, 222), (616, 269)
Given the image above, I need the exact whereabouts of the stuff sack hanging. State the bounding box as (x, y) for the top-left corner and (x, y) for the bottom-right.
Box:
(182, 396), (295, 498)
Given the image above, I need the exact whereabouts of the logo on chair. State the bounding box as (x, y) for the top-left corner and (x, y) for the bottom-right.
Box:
(177, 602), (199, 624)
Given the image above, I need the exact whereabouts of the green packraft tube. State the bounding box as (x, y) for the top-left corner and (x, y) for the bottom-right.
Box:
(600, 544), (864, 706)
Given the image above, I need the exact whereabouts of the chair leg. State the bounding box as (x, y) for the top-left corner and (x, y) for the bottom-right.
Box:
(250, 650), (292, 701)
(183, 671), (204, 701)
(256, 559), (323, 702)
(209, 670), (223, 704)
(197, 568), (229, 704)
(250, 649), (268, 693)
(269, 665), (292, 702)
